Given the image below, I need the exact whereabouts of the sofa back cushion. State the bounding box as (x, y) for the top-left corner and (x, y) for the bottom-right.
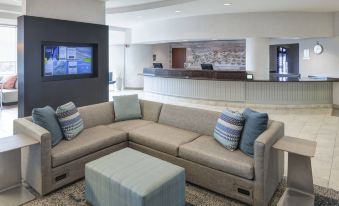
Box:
(158, 104), (220, 136)
(78, 102), (114, 129)
(140, 100), (163, 122)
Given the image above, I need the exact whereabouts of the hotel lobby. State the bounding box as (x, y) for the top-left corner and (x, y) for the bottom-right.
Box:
(1, 0), (339, 205)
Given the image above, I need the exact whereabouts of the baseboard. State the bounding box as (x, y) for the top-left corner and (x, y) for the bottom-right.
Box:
(2, 102), (18, 106)
(123, 87), (143, 90)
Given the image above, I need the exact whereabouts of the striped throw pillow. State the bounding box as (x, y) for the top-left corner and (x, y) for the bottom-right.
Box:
(214, 109), (245, 151)
(56, 102), (84, 140)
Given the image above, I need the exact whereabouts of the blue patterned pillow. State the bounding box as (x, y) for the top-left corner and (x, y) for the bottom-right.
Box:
(214, 109), (245, 151)
(56, 102), (84, 140)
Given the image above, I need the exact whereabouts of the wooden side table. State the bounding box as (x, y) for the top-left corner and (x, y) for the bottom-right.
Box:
(273, 136), (317, 206)
(0, 134), (39, 206)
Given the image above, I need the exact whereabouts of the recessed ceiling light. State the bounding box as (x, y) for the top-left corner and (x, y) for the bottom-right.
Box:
(137, 15), (143, 18)
(223, 3), (232, 6)
(175, 10), (181, 13)
(183, 40), (188, 41)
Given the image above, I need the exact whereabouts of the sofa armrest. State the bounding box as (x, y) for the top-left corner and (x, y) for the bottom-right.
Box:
(13, 118), (52, 195)
(13, 118), (51, 143)
(253, 121), (285, 206)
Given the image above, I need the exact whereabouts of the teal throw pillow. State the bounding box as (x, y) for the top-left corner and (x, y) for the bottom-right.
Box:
(56, 102), (84, 140)
(239, 108), (268, 156)
(113, 94), (142, 121)
(213, 109), (245, 151)
(32, 106), (63, 147)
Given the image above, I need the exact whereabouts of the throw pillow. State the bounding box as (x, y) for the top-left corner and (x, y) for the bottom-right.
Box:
(56, 102), (84, 140)
(1, 75), (17, 89)
(32, 106), (63, 147)
(213, 109), (245, 151)
(239, 108), (268, 156)
(113, 94), (142, 121)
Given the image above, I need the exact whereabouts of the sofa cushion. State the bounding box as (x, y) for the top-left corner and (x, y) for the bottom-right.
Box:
(51, 125), (127, 167)
(1, 89), (18, 103)
(240, 108), (268, 156)
(129, 123), (200, 156)
(32, 106), (63, 147)
(113, 95), (142, 121)
(140, 100), (163, 122)
(78, 102), (114, 129)
(56, 102), (84, 140)
(1, 75), (17, 89)
(179, 135), (254, 180)
(107, 119), (153, 132)
(158, 104), (220, 136)
(213, 109), (245, 151)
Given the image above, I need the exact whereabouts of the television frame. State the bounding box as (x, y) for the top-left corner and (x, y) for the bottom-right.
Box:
(41, 41), (98, 81)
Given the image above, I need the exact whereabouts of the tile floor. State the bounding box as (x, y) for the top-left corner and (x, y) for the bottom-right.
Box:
(1, 90), (339, 192)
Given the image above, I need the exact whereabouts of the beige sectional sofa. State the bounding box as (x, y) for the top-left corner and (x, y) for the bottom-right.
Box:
(14, 100), (284, 206)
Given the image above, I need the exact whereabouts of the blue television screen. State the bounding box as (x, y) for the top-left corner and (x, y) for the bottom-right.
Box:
(43, 45), (93, 77)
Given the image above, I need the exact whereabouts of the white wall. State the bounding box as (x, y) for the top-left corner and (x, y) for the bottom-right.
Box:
(131, 12), (334, 44)
(109, 30), (126, 45)
(25, 0), (105, 24)
(270, 37), (339, 78)
(125, 45), (153, 88)
(152, 44), (171, 68)
(109, 45), (124, 79)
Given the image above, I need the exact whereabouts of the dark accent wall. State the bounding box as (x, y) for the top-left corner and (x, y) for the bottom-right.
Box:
(17, 15), (109, 117)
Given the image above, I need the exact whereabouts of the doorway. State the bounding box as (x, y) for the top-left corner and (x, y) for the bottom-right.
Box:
(269, 44), (299, 75)
(172, 48), (186, 68)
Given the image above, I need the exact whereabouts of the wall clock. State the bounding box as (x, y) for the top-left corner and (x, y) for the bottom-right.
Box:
(313, 42), (323, 55)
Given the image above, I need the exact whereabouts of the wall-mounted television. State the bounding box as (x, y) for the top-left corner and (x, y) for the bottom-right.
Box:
(42, 42), (98, 81)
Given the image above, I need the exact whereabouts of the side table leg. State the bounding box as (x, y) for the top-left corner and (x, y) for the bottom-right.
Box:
(287, 153), (314, 195)
(0, 149), (35, 206)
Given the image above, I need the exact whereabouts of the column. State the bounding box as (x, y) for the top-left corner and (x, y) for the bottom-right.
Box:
(246, 38), (270, 80)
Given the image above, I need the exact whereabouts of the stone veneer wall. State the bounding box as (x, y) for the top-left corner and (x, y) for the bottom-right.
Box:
(170, 40), (246, 70)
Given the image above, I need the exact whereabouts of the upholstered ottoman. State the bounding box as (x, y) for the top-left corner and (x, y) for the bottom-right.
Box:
(85, 148), (186, 206)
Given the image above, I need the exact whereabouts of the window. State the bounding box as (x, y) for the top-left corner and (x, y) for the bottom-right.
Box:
(277, 46), (288, 74)
(0, 26), (17, 75)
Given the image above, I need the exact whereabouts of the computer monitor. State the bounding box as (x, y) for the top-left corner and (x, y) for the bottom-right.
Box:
(201, 64), (213, 70)
(153, 63), (163, 69)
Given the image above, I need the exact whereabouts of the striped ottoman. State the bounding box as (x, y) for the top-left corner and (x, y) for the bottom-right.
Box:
(85, 148), (186, 206)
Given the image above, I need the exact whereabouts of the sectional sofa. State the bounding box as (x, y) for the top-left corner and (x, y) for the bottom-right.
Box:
(14, 100), (284, 206)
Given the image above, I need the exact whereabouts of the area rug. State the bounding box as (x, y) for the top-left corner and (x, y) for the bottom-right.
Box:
(24, 179), (339, 206)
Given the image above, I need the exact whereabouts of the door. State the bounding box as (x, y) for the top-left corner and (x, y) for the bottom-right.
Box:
(172, 48), (186, 69)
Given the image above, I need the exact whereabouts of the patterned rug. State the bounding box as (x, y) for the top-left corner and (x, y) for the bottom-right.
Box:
(24, 179), (339, 206)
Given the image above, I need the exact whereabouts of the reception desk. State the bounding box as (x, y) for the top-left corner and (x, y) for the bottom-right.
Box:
(144, 68), (338, 106)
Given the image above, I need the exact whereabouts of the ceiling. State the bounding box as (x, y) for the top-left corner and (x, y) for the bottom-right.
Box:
(105, 0), (339, 28)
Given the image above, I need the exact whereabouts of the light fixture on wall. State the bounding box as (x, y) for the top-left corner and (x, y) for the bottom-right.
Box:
(313, 41), (323, 55)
